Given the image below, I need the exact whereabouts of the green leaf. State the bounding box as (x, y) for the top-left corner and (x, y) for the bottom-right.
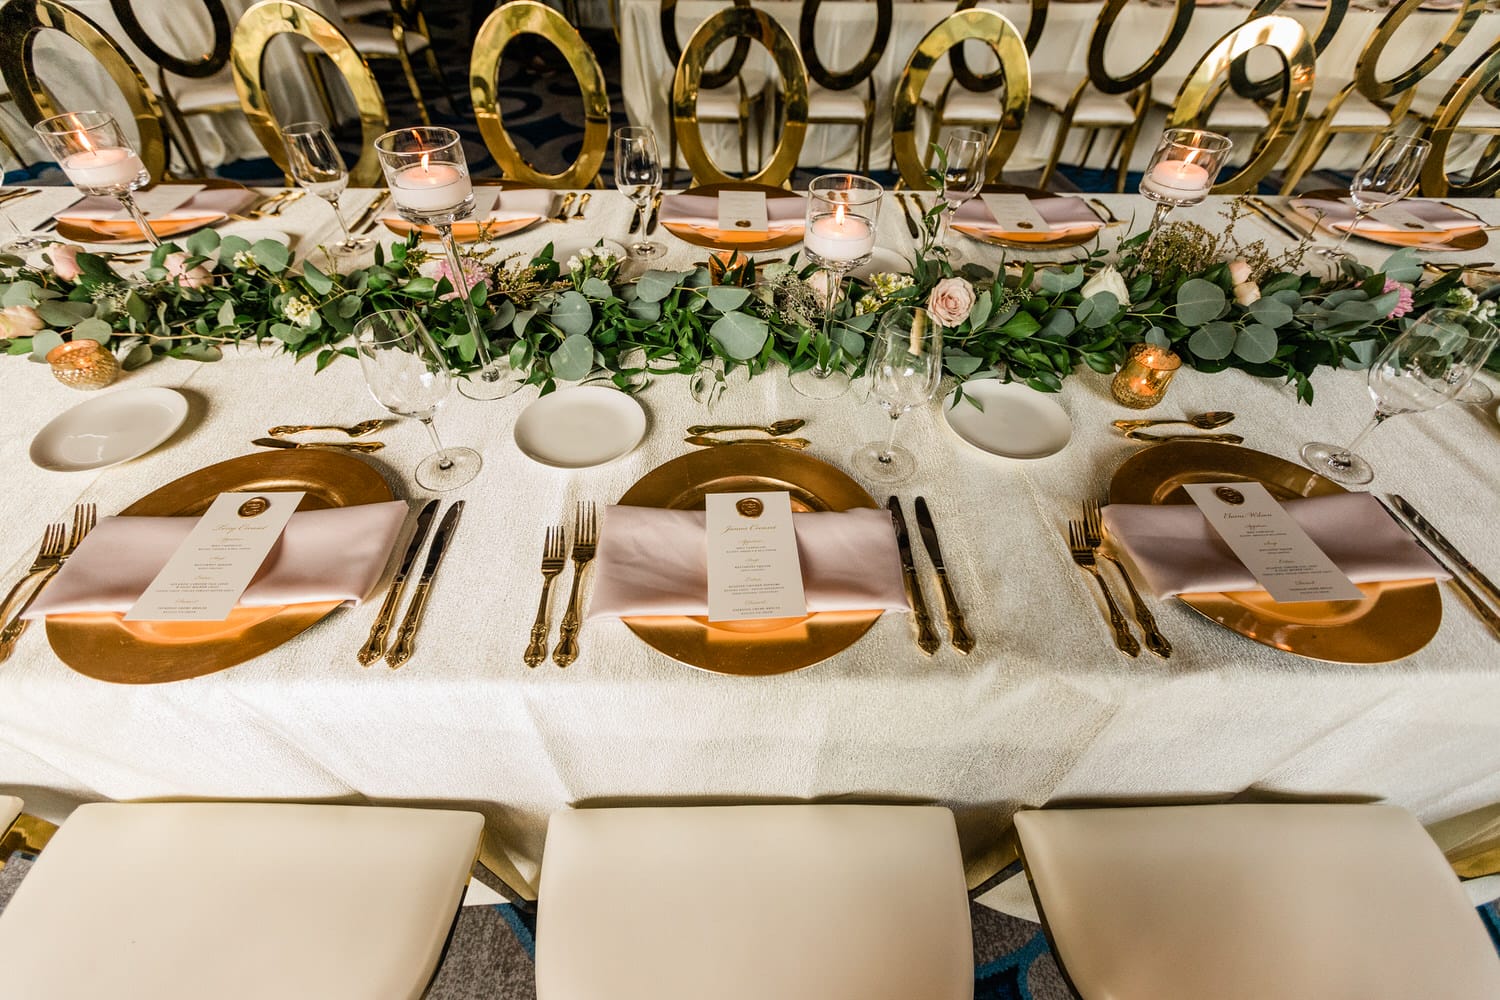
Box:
(302, 261), (334, 296)
(1246, 297), (1294, 328)
(705, 285), (752, 312)
(580, 277), (614, 300)
(636, 269), (689, 303)
(251, 239), (290, 273)
(1187, 320), (1236, 360)
(177, 343), (222, 362)
(29, 329), (63, 361)
(217, 299), (237, 328)
(1380, 248), (1422, 284)
(709, 311), (770, 360)
(1037, 309), (1075, 340)
(122, 343), (154, 370)
(37, 299), (95, 326)
(186, 228), (221, 258)
(71, 317), (112, 343)
(3, 280), (39, 306)
(945, 351), (983, 377)
(1144, 326), (1171, 348)
(401, 276), (438, 296)
(550, 290), (594, 336)
(1076, 291), (1119, 329)
(999, 311), (1041, 338)
(1037, 267), (1085, 294)
(1233, 323), (1278, 364)
(967, 292), (991, 330)
(513, 308), (537, 337)
(220, 235), (251, 261)
(626, 298), (661, 322)
(550, 333), (595, 380)
(1176, 278), (1227, 326)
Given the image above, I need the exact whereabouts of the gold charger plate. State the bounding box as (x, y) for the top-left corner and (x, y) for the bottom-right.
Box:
(54, 178), (253, 245)
(1293, 189), (1487, 252)
(1108, 441), (1441, 664)
(46, 451), (394, 684)
(381, 183), (545, 244)
(662, 182), (805, 253)
(952, 184), (1104, 250)
(617, 443), (880, 676)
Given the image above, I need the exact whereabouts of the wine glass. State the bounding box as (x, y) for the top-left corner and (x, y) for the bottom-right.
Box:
(1, 201), (48, 254)
(852, 306), (943, 482)
(33, 110), (157, 247)
(282, 121), (370, 255)
(1300, 308), (1498, 484)
(615, 126), (663, 260)
(354, 309), (482, 492)
(1314, 134), (1432, 263)
(1137, 128), (1233, 256)
(937, 128), (986, 247)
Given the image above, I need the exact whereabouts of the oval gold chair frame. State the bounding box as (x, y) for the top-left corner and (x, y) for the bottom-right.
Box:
(471, 2), (610, 189)
(1419, 40), (1500, 198)
(230, 0), (388, 187)
(0, 0), (168, 184)
(109, 0), (230, 78)
(1166, 15), (1314, 195)
(949, 0), (1046, 91)
(672, 7), (808, 187)
(1087, 0), (1195, 96)
(661, 0), (753, 93)
(892, 9), (1030, 189)
(799, 0), (893, 93)
(1356, 0), (1484, 103)
(1233, 0), (1345, 100)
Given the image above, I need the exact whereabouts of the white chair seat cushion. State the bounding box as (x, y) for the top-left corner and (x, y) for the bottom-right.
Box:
(340, 20), (431, 55)
(172, 79), (241, 113)
(0, 794), (21, 833)
(535, 805), (972, 1000)
(664, 67), (765, 120)
(0, 802), (484, 1000)
(941, 90), (1003, 122)
(1315, 83), (1396, 128)
(809, 87), (868, 121)
(1032, 73), (1137, 125)
(1411, 87), (1500, 126)
(1015, 804), (1500, 1000)
(339, 0), (390, 17)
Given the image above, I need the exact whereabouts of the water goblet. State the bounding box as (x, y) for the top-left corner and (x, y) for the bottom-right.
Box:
(615, 126), (663, 260)
(1137, 128), (1233, 256)
(376, 126), (520, 400)
(1313, 134), (1431, 264)
(33, 110), (157, 246)
(1300, 308), (1498, 484)
(937, 128), (986, 247)
(791, 173), (883, 400)
(282, 121), (370, 255)
(852, 306), (943, 482)
(354, 309), (482, 492)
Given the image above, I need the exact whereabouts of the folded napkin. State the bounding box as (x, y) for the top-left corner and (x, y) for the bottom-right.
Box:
(24, 501), (409, 619)
(1292, 197), (1481, 238)
(379, 188), (553, 225)
(588, 504), (909, 620)
(1101, 493), (1448, 597)
(658, 193), (805, 230)
(58, 187), (256, 224)
(953, 196), (1101, 237)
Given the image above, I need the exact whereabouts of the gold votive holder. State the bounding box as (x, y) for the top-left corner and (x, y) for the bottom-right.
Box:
(1111, 343), (1181, 409)
(47, 339), (120, 391)
(708, 250), (750, 286)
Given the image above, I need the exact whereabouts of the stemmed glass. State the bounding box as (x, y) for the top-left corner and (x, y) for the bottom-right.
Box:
(1138, 128), (1233, 256)
(1313, 134), (1431, 263)
(282, 121), (370, 255)
(936, 128), (986, 247)
(1300, 308), (1498, 484)
(1, 201), (48, 254)
(354, 309), (481, 492)
(615, 126), (663, 260)
(375, 126), (518, 400)
(852, 306), (943, 482)
(791, 173), (883, 400)
(33, 110), (158, 247)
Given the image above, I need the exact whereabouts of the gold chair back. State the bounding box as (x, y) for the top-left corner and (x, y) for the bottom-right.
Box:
(891, 8), (1029, 188)
(1166, 15), (1314, 194)
(1419, 39), (1500, 198)
(0, 0), (168, 183)
(1087, 0), (1194, 96)
(661, 0), (754, 93)
(1356, 0), (1485, 104)
(1233, 0), (1346, 100)
(672, 6), (807, 187)
(471, 2), (610, 189)
(948, 0), (1045, 92)
(799, 0), (893, 93)
(109, 0), (231, 79)
(230, 0), (388, 186)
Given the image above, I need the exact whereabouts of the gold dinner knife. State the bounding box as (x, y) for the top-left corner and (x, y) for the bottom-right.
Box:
(386, 500), (464, 669)
(887, 497), (940, 656)
(913, 497), (975, 654)
(252, 437), (384, 453)
(357, 499), (439, 666)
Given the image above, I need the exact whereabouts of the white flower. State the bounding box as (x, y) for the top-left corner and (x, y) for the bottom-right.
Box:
(232, 250), (257, 269)
(284, 295), (317, 327)
(806, 269), (842, 310)
(1233, 281), (1261, 306)
(926, 276), (976, 327)
(869, 272), (914, 298)
(1080, 265), (1130, 307)
(0, 304), (44, 339)
(1226, 259), (1253, 285)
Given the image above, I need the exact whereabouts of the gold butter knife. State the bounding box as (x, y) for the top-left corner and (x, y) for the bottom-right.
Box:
(252, 437), (384, 453)
(888, 496), (940, 656)
(357, 500), (438, 666)
(685, 435), (810, 449)
(387, 501), (463, 669)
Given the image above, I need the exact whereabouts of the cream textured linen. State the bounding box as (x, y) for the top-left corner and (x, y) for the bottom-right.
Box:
(0, 190), (1496, 894)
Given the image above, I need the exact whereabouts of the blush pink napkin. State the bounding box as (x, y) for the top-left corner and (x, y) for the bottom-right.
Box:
(588, 504), (909, 620)
(954, 196), (1102, 231)
(658, 194), (806, 229)
(1101, 493), (1448, 597)
(58, 187), (258, 223)
(1290, 197), (1481, 234)
(24, 501), (409, 619)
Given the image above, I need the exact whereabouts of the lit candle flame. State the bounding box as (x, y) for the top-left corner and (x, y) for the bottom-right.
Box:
(834, 202), (845, 226)
(420, 151), (430, 173)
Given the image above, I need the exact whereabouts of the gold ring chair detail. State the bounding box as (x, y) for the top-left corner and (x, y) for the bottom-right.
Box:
(471, 1), (610, 189)
(799, 0), (893, 174)
(334, 0), (456, 128)
(1418, 37), (1500, 198)
(928, 0), (1046, 168)
(661, 0), (765, 183)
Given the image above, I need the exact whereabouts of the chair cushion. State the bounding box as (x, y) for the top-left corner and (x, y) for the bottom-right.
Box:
(1410, 86), (1500, 127)
(0, 802), (484, 1000)
(172, 79), (241, 113)
(1032, 73), (1138, 125)
(340, 20), (431, 55)
(535, 805), (972, 1000)
(0, 795), (20, 833)
(809, 87), (868, 121)
(339, 0), (390, 17)
(1015, 804), (1500, 1000)
(1320, 85), (1396, 128)
(941, 90), (1003, 123)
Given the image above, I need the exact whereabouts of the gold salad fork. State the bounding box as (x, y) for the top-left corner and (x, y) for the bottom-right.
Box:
(524, 525), (568, 668)
(1067, 520), (1140, 658)
(553, 502), (598, 668)
(1084, 501), (1170, 658)
(0, 521), (67, 621)
(0, 504), (96, 663)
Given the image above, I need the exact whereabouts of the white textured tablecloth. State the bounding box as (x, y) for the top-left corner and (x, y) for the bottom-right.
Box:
(0, 188), (1497, 891)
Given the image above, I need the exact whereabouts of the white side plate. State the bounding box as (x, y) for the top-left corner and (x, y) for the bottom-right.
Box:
(513, 385), (647, 469)
(943, 380), (1072, 460)
(30, 386), (189, 472)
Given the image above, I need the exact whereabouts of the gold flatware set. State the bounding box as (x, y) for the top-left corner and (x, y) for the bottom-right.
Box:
(1378, 494), (1500, 642)
(686, 434), (810, 449)
(255, 419), (390, 454)
(545, 501), (598, 668)
(887, 496), (972, 656)
(1066, 500), (1170, 659)
(0, 503), (97, 663)
(360, 499), (463, 669)
(524, 525), (569, 667)
(687, 419), (805, 436)
(685, 418), (808, 450)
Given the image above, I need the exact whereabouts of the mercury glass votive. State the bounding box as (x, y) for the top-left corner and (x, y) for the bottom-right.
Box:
(48, 339), (120, 390)
(1111, 343), (1181, 409)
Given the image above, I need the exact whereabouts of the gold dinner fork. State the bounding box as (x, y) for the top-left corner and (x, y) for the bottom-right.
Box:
(523, 525), (568, 668)
(0, 503), (96, 663)
(1084, 500), (1170, 658)
(1067, 520), (1140, 658)
(0, 521), (67, 621)
(553, 502), (598, 668)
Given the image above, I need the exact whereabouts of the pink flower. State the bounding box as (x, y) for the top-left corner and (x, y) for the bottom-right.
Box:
(1384, 278), (1414, 319)
(49, 243), (83, 281)
(163, 252), (212, 289)
(926, 276), (976, 327)
(1226, 259), (1252, 285)
(433, 255), (489, 300)
(0, 304), (44, 338)
(1232, 281), (1261, 306)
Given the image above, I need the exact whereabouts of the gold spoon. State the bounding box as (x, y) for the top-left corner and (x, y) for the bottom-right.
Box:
(685, 418), (806, 436)
(685, 435), (809, 450)
(1113, 411), (1235, 432)
(267, 419), (389, 438)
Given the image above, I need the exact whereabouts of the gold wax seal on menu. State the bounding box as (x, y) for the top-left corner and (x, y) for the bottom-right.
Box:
(1214, 487), (1246, 505)
(237, 496), (272, 518)
(735, 498), (764, 518)
(735, 219), (752, 228)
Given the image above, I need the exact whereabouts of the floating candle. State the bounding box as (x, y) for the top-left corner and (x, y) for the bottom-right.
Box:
(60, 145), (146, 192)
(803, 204), (874, 263)
(1146, 158), (1211, 194)
(390, 154), (472, 214)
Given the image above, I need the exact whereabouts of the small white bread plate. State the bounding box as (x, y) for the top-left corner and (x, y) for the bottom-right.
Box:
(30, 387), (188, 472)
(513, 385), (647, 469)
(943, 380), (1072, 459)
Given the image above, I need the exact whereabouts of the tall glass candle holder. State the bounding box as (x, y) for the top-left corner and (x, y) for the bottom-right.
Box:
(792, 173), (882, 400)
(34, 111), (157, 247)
(375, 127), (518, 401)
(1138, 128), (1232, 256)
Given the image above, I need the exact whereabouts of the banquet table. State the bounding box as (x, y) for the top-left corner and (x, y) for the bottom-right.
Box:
(621, 0), (1500, 174)
(0, 186), (1497, 892)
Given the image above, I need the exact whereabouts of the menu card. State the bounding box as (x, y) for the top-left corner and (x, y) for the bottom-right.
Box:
(718, 190), (769, 234)
(981, 193), (1052, 233)
(1183, 482), (1363, 603)
(1361, 200), (1445, 233)
(705, 491), (807, 621)
(125, 491), (305, 621)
